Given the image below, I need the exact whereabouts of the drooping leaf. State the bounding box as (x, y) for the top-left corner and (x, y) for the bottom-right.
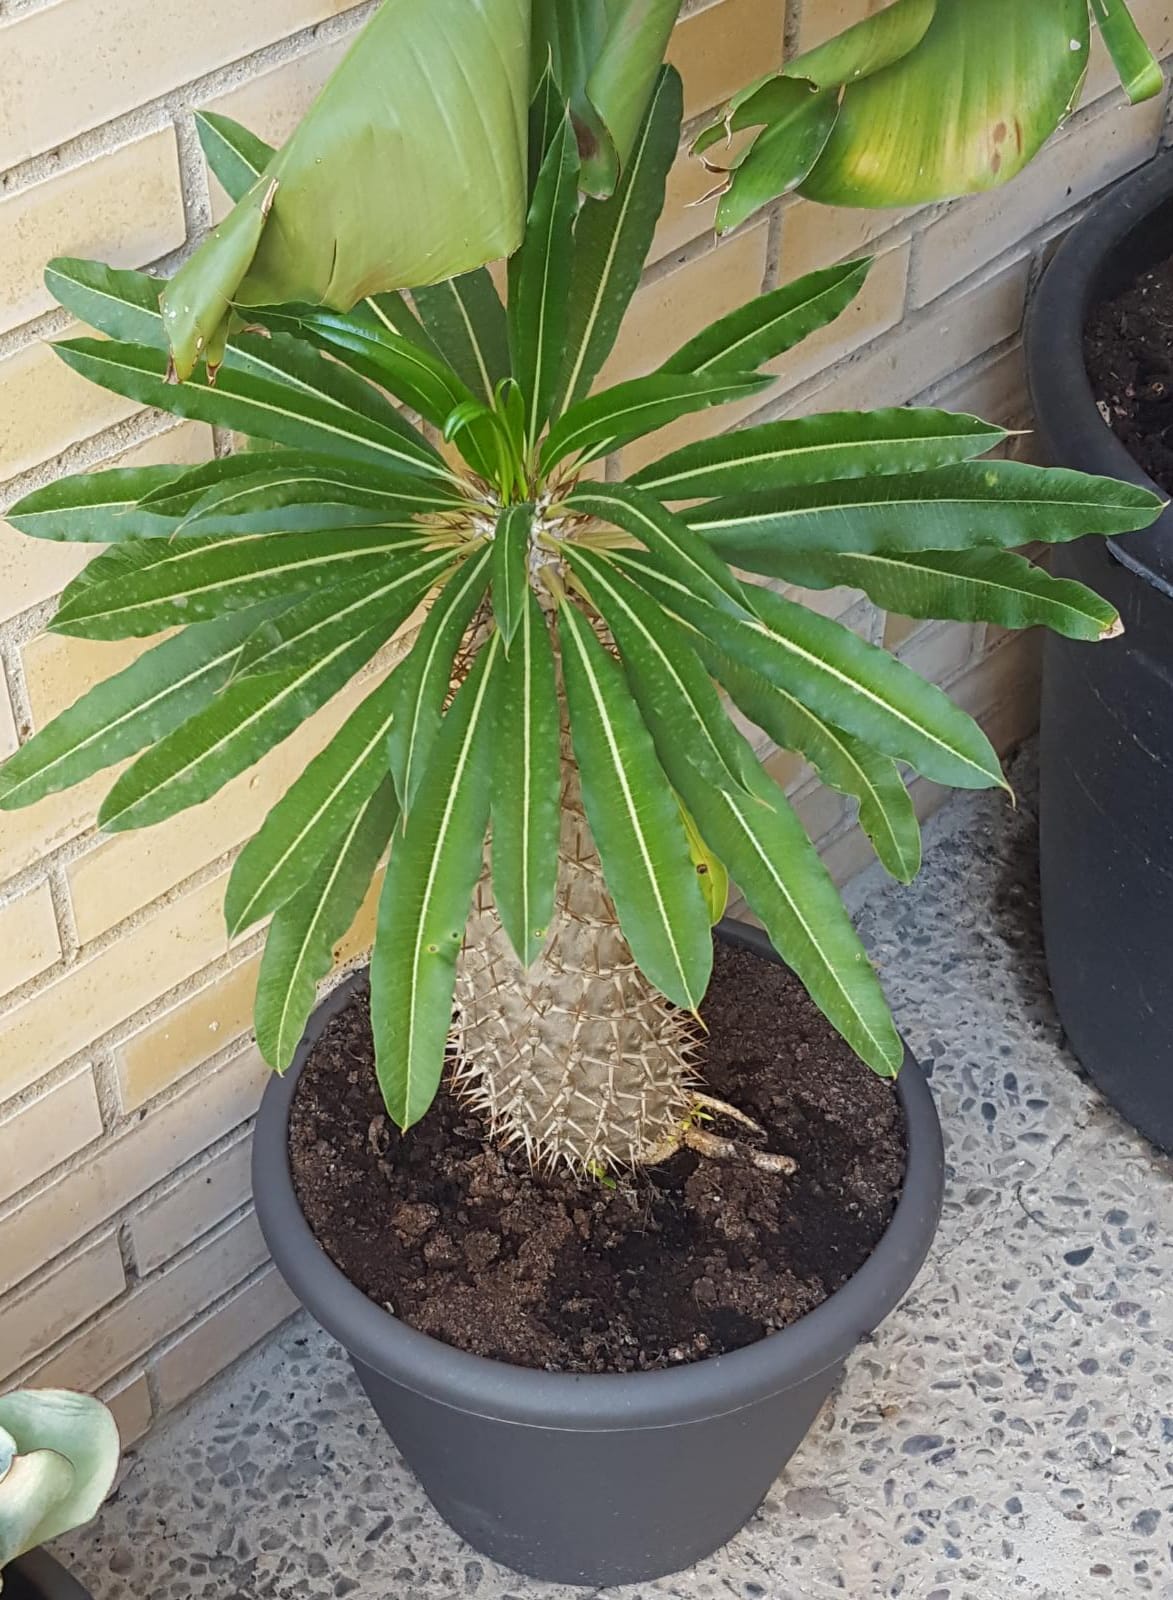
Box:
(631, 408), (1006, 499)
(1093, 0), (1164, 104)
(557, 66), (683, 408)
(713, 83), (839, 234)
(413, 270), (512, 405)
(612, 549), (1005, 790)
(388, 545), (494, 809)
(51, 531), (423, 639)
(0, 1390), (120, 1561)
(508, 113), (580, 445)
(558, 598), (712, 1009)
(671, 740), (903, 1075)
(799, 0), (1092, 207)
(372, 636), (503, 1128)
(567, 481), (751, 618)
(676, 798), (730, 925)
(662, 258), (871, 375)
(541, 370), (770, 471)
(491, 591), (561, 965)
(97, 607), (404, 832)
(161, 0), (531, 379)
(255, 780), (398, 1071)
(227, 673), (403, 935)
(757, 545), (1125, 642)
(51, 334), (450, 480)
(0, 611), (268, 810)
(784, 0), (937, 88)
(687, 461), (1165, 565)
(491, 502), (534, 648)
(6, 465), (192, 542)
(715, 653), (922, 882)
(563, 543), (752, 796)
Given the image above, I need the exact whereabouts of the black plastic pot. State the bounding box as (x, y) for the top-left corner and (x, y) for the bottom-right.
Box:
(253, 918), (944, 1586)
(4, 1551), (92, 1600)
(1027, 153), (1173, 1153)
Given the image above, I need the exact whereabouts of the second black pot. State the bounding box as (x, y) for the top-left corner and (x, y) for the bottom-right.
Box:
(1027, 152), (1173, 1153)
(253, 918), (944, 1586)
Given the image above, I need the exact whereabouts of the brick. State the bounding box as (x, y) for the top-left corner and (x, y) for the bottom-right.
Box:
(780, 196), (920, 279)
(768, 241), (911, 396)
(762, 745), (803, 792)
(67, 671), (378, 941)
(884, 612), (925, 650)
(668, 0), (786, 121)
(204, 40), (350, 219)
(0, 881), (61, 997)
(600, 223), (770, 388)
(21, 634), (157, 734)
(0, 677), (15, 761)
(105, 1374), (152, 1448)
(130, 1136), (253, 1275)
(31, 1211), (268, 1392)
(335, 865), (384, 970)
(0, 1049), (267, 1294)
(0, 132), (185, 335)
(792, 775), (853, 848)
(790, 257), (1029, 415)
(0, 337), (138, 487)
(822, 815), (887, 888)
(0, 777), (106, 887)
(0, 1069), (102, 1208)
(117, 956), (261, 1113)
(153, 1267), (298, 1411)
(0, 0), (362, 171)
(913, 93), (1168, 308)
(1, 1236), (124, 1382)
(795, 0), (879, 51)
(896, 622), (977, 686)
(925, 345), (1030, 430)
(0, 873), (231, 1102)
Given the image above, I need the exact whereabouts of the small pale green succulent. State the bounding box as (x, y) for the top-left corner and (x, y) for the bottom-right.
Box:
(0, 1389), (120, 1587)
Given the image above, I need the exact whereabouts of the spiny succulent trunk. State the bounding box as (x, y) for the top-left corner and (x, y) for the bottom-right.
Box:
(453, 755), (700, 1171)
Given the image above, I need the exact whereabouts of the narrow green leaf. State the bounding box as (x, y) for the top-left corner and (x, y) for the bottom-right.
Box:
(1093, 0), (1165, 102)
(256, 780), (398, 1072)
(563, 543), (752, 796)
(672, 743), (903, 1076)
(492, 591), (561, 964)
(234, 549), (458, 681)
(557, 66), (683, 408)
(558, 598), (712, 1008)
(509, 114), (580, 445)
(51, 333), (449, 480)
(612, 549), (1005, 790)
(688, 461), (1165, 565)
(46, 258), (171, 348)
(413, 270), (511, 406)
(756, 545), (1124, 642)
(372, 636), (503, 1129)
(631, 407), (1006, 499)
(662, 258), (871, 376)
(52, 531), (421, 639)
(195, 110), (274, 203)
(541, 370), (770, 471)
(6, 465), (190, 542)
(228, 673), (403, 935)
(714, 84), (838, 234)
(0, 611), (269, 810)
(491, 503), (533, 648)
(180, 456), (458, 536)
(98, 611), (402, 832)
(715, 654), (921, 882)
(389, 545), (494, 809)
(136, 452), (297, 515)
(567, 481), (751, 618)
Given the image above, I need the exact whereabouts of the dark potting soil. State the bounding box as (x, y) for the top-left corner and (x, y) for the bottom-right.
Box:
(289, 941), (907, 1374)
(1085, 253), (1173, 494)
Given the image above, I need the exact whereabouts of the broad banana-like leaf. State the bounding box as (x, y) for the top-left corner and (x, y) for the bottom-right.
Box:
(701, 0), (1163, 221)
(161, 0), (531, 379)
(0, 1390), (119, 1569)
(532, 0), (683, 196)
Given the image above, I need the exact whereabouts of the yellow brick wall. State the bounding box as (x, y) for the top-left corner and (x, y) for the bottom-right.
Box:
(1, 0), (1171, 1439)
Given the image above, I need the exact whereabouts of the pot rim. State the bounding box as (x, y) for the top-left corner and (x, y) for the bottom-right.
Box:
(1026, 150), (1173, 594)
(252, 917), (944, 1432)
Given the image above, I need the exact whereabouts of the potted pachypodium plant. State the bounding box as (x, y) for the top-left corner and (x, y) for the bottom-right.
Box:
(0, 0), (1163, 1586)
(0, 1390), (119, 1599)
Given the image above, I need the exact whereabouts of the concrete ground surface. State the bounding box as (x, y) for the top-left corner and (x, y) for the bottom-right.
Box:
(59, 749), (1173, 1599)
